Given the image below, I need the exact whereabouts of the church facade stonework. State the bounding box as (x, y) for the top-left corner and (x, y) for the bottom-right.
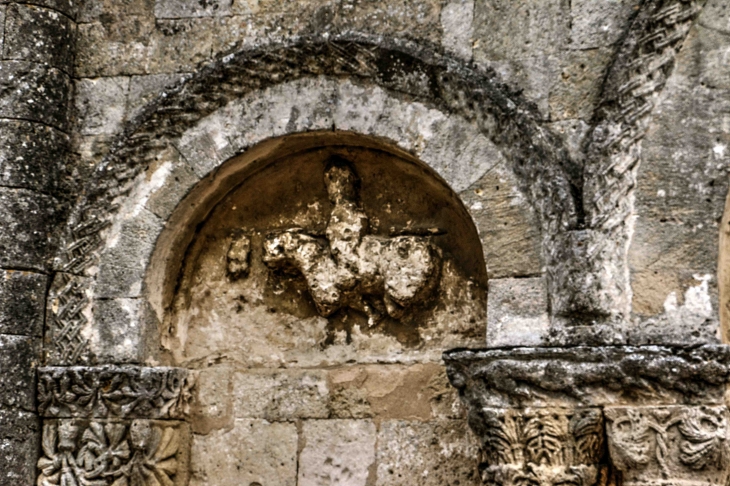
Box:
(1, 0), (730, 485)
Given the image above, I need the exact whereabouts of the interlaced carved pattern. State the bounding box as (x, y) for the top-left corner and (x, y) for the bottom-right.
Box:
(50, 273), (90, 364)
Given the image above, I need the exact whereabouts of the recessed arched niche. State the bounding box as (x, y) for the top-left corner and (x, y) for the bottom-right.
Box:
(151, 132), (487, 368)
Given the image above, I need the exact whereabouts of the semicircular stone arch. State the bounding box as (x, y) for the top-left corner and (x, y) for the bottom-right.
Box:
(46, 35), (572, 366)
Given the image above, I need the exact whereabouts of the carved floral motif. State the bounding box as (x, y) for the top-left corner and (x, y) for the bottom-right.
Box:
(473, 408), (604, 486)
(605, 406), (730, 486)
(38, 367), (195, 420)
(37, 420), (187, 486)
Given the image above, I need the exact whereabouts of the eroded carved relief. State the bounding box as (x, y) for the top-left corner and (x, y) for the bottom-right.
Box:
(472, 408), (604, 486)
(226, 234), (251, 280)
(605, 406), (730, 486)
(37, 419), (188, 486)
(38, 367), (195, 419)
(261, 157), (442, 326)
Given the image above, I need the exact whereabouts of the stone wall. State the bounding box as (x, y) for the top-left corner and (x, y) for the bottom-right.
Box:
(0, 0), (729, 484)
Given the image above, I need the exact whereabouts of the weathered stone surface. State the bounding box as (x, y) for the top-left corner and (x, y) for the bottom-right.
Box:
(3, 3), (75, 72)
(445, 345), (730, 408)
(75, 76), (129, 136)
(77, 0), (153, 22)
(0, 409), (39, 485)
(0, 334), (38, 411)
(6, 0), (78, 19)
(0, 61), (70, 130)
(0, 188), (64, 271)
(190, 418), (297, 486)
(487, 277), (549, 347)
(233, 369), (329, 420)
(154, 0), (232, 18)
(549, 48), (613, 121)
(126, 72), (190, 122)
(0, 119), (71, 196)
(376, 419), (479, 486)
(699, 0), (730, 35)
(440, 0), (473, 60)
(91, 297), (143, 363)
(37, 419), (191, 486)
(0, 269), (47, 337)
(567, 0), (637, 49)
(189, 366), (231, 434)
(143, 145), (200, 220)
(299, 419), (376, 486)
(37, 366), (194, 419)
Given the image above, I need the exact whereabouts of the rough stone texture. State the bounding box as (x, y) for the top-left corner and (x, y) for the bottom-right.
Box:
(0, 61), (70, 131)
(299, 419), (376, 486)
(376, 420), (479, 486)
(0, 119), (71, 196)
(487, 277), (549, 347)
(2, 3), (75, 72)
(0, 269), (47, 337)
(233, 369), (329, 420)
(75, 76), (130, 136)
(0, 187), (65, 271)
(0, 334), (38, 411)
(190, 418), (298, 486)
(0, 409), (39, 485)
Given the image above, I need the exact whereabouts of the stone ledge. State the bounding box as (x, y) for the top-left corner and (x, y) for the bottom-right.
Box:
(444, 344), (730, 408)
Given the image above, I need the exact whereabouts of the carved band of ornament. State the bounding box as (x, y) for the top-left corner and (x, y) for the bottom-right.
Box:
(605, 406), (730, 486)
(37, 419), (190, 486)
(474, 408), (605, 486)
(38, 367), (196, 420)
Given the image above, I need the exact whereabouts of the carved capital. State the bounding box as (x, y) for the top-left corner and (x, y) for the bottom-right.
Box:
(470, 407), (605, 486)
(605, 405), (730, 486)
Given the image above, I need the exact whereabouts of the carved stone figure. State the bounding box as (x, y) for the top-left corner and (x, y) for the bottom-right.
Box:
(262, 157), (442, 326)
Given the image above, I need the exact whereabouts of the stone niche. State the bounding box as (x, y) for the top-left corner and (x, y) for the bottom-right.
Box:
(149, 132), (487, 485)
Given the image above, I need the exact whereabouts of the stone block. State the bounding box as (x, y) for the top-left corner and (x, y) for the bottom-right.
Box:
(233, 369), (329, 420)
(126, 72), (189, 122)
(477, 56), (552, 117)
(441, 0), (474, 61)
(6, 0), (77, 19)
(700, 0), (730, 35)
(549, 48), (613, 121)
(3, 3), (75, 72)
(190, 418), (298, 486)
(299, 419), (376, 486)
(75, 76), (129, 136)
(0, 61), (70, 130)
(0, 270), (47, 337)
(487, 277), (549, 347)
(567, 0), (637, 49)
(0, 187), (65, 271)
(77, 0), (153, 22)
(95, 208), (164, 298)
(144, 146), (201, 220)
(90, 297), (143, 363)
(375, 420), (479, 486)
(0, 334), (38, 411)
(343, 0), (444, 44)
(190, 366), (232, 434)
(0, 408), (39, 485)
(0, 119), (70, 195)
(154, 0), (232, 18)
(473, 0), (568, 61)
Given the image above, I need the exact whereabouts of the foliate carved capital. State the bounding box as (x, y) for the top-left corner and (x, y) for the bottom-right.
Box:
(38, 366), (196, 419)
(471, 408), (605, 486)
(605, 405), (730, 486)
(37, 419), (190, 486)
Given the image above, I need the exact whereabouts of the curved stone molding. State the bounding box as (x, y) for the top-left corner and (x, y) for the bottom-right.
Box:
(38, 366), (195, 419)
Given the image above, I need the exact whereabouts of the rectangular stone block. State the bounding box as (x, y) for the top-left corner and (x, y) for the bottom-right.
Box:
(375, 420), (479, 486)
(0, 334), (39, 411)
(3, 0), (78, 19)
(190, 418), (298, 486)
(487, 277), (550, 347)
(0, 408), (39, 485)
(3, 3), (75, 72)
(233, 369), (329, 420)
(0, 269), (47, 337)
(299, 419), (376, 486)
(0, 187), (65, 271)
(154, 0), (232, 18)
(75, 76), (129, 136)
(0, 119), (70, 195)
(567, 0), (636, 49)
(90, 297), (143, 363)
(0, 61), (70, 131)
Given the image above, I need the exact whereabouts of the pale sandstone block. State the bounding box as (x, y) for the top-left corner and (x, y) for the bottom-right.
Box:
(233, 369), (329, 420)
(299, 419), (376, 486)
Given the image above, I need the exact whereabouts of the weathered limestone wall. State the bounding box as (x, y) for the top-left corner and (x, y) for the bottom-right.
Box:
(1, 0), (730, 485)
(0, 1), (75, 483)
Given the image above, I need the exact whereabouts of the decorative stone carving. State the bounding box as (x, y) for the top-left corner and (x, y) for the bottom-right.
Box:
(262, 157), (442, 326)
(37, 419), (189, 486)
(472, 407), (604, 486)
(38, 366), (195, 419)
(226, 234), (251, 280)
(605, 406), (730, 486)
